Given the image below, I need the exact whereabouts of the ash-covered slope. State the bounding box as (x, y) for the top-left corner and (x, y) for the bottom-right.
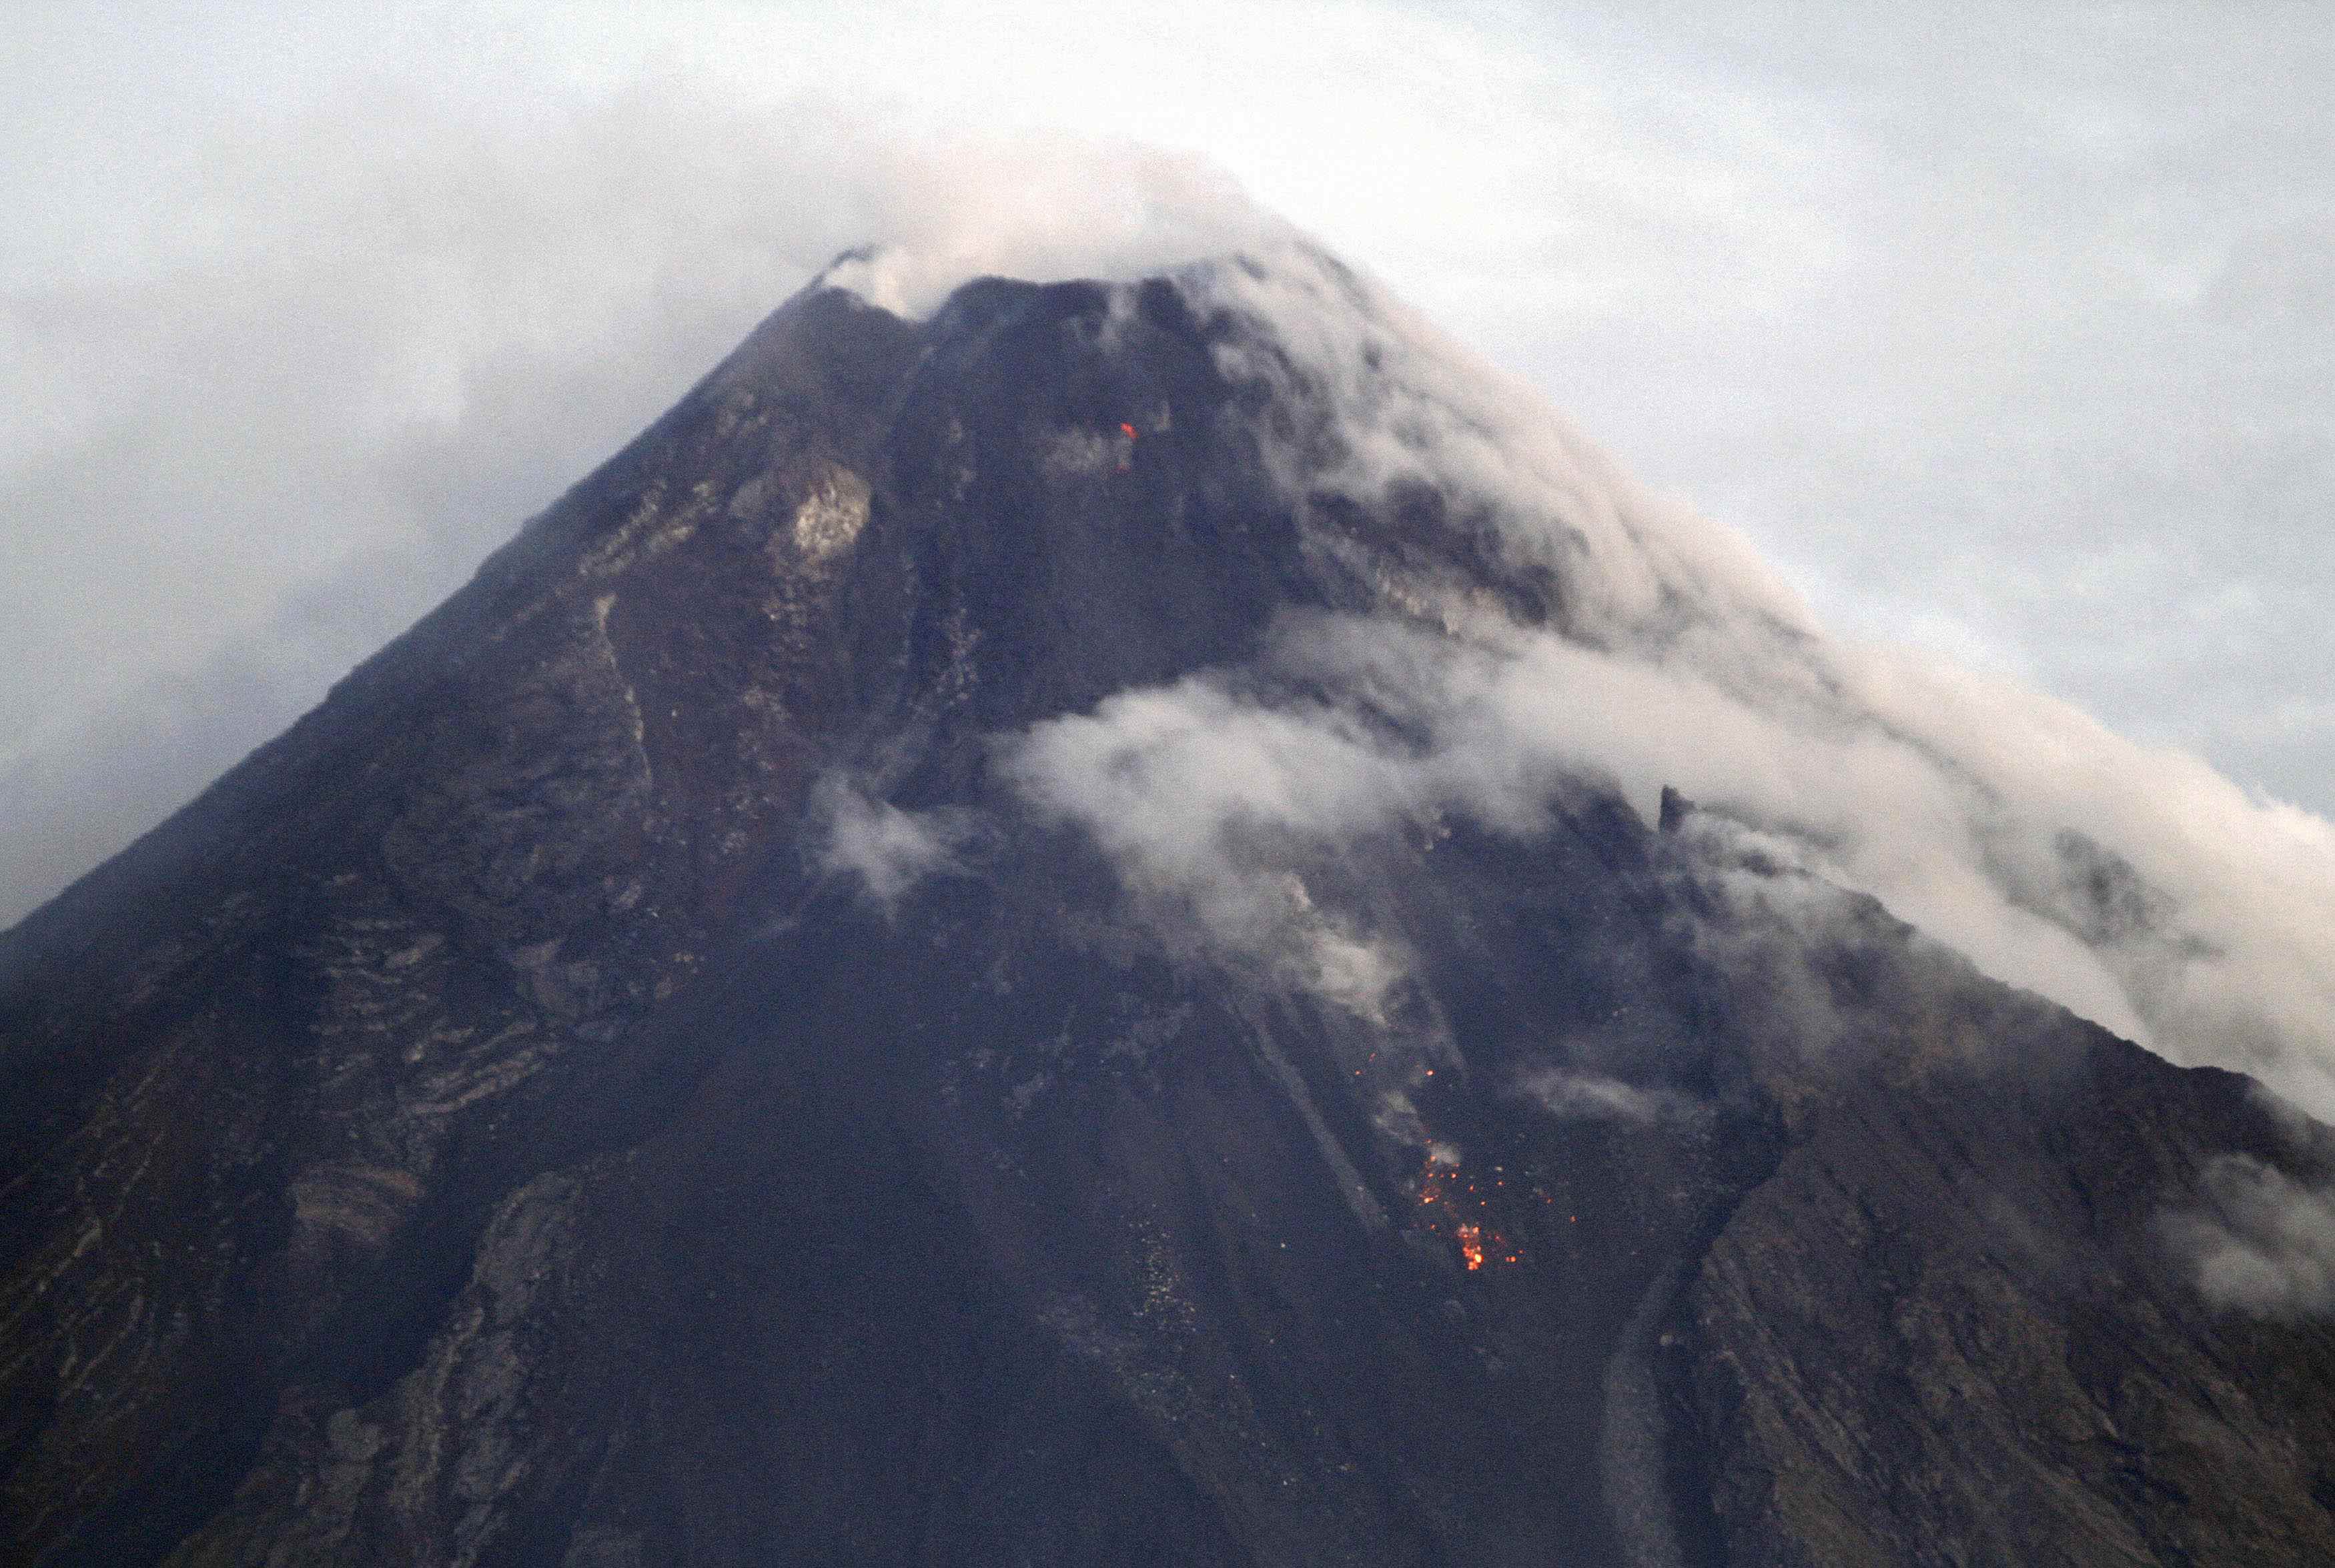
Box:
(7, 247), (2335, 1568)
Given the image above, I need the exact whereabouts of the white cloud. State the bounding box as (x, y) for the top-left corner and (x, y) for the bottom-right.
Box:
(1001, 681), (1420, 1024)
(815, 140), (1286, 321)
(2163, 1155), (2335, 1318)
(999, 244), (2335, 1121)
(6, 0), (2334, 966)
(808, 775), (973, 914)
(1514, 1066), (1704, 1127)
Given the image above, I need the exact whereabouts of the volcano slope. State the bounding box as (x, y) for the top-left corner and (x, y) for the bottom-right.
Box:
(7, 249), (2335, 1568)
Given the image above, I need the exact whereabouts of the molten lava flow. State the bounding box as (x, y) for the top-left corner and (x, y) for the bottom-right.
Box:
(1119, 422), (1138, 440)
(1457, 1223), (1484, 1271)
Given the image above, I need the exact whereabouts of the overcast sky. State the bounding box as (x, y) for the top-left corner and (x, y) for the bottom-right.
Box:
(3, 1), (2330, 926)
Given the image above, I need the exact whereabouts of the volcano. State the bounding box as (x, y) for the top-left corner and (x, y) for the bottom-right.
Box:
(8, 244), (2335, 1568)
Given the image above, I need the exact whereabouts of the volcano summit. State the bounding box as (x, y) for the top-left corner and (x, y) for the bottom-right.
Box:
(7, 243), (2335, 1567)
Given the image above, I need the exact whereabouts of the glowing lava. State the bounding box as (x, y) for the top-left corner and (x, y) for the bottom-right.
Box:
(1414, 1152), (1518, 1271)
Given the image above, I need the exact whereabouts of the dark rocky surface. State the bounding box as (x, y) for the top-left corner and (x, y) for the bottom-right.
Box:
(6, 261), (2335, 1567)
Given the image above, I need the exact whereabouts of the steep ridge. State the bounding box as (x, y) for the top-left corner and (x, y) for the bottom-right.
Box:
(4, 252), (2334, 1567)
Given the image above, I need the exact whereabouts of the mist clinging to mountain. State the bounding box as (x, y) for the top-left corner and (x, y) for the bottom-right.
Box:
(827, 239), (2335, 1125)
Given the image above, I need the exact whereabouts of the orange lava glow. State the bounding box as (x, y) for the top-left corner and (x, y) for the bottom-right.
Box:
(1119, 422), (1139, 439)
(1415, 1153), (1520, 1270)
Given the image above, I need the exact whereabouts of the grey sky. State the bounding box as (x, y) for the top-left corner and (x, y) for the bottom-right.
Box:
(3, 1), (2330, 926)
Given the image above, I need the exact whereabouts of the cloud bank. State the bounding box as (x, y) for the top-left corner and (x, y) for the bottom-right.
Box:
(999, 244), (2335, 1124)
(9, 3), (2334, 939)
